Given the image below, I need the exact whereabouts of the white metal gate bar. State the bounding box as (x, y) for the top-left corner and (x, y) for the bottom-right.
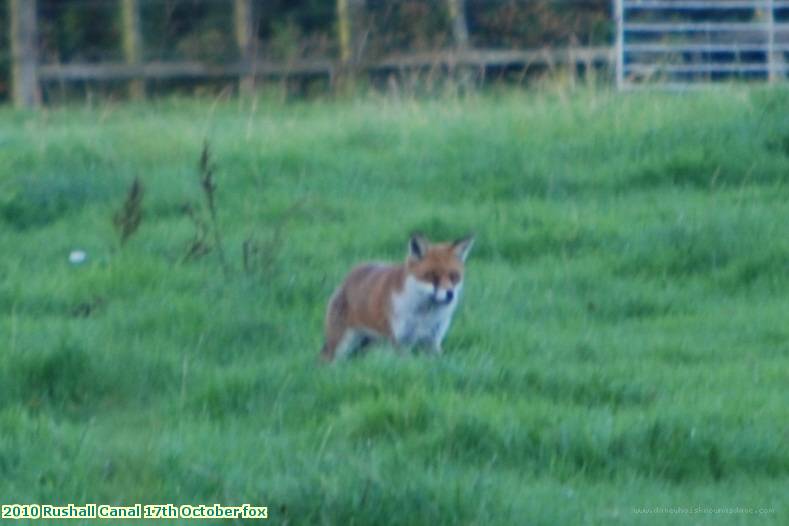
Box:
(626, 44), (789, 52)
(625, 1), (789, 9)
(615, 0), (788, 87)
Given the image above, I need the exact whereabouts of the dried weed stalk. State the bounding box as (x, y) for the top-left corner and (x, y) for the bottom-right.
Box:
(182, 203), (211, 262)
(113, 177), (144, 246)
(198, 141), (229, 275)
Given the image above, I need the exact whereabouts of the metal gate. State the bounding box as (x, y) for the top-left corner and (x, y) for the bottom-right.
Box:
(615, 0), (789, 88)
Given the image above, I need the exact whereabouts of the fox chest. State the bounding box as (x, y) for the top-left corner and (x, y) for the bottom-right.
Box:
(389, 294), (456, 346)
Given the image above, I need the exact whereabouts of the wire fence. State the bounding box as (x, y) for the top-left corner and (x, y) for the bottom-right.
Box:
(1, 0), (616, 104)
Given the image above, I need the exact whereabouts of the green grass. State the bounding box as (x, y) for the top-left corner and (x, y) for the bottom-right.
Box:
(1, 87), (788, 525)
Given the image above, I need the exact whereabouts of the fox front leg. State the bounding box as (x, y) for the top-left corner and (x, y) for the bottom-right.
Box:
(415, 335), (443, 355)
(426, 317), (453, 355)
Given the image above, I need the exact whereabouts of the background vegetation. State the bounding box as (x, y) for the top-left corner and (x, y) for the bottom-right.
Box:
(1, 87), (788, 524)
(3, 0), (616, 103)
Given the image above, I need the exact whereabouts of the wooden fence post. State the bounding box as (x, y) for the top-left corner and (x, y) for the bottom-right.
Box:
(447, 0), (469, 50)
(447, 0), (472, 89)
(337, 0), (352, 65)
(234, 0), (255, 96)
(10, 0), (41, 108)
(336, 0), (365, 91)
(121, 0), (144, 99)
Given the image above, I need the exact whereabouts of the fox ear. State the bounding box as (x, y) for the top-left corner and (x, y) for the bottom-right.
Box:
(409, 233), (429, 260)
(452, 235), (475, 262)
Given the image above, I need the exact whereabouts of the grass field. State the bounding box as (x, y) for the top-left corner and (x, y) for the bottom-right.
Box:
(1, 88), (788, 525)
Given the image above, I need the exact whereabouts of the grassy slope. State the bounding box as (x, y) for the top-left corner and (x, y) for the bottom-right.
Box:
(1, 88), (788, 525)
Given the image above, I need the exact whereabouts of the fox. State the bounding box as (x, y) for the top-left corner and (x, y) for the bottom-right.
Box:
(320, 233), (474, 361)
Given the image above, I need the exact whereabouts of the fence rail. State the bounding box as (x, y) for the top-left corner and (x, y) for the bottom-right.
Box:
(36, 48), (614, 84)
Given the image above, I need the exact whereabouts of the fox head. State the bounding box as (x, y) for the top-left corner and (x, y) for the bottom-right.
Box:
(405, 233), (474, 306)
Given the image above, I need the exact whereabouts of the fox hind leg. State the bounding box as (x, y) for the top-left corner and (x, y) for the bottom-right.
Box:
(319, 287), (380, 362)
(320, 332), (344, 362)
(322, 328), (369, 362)
(320, 288), (350, 362)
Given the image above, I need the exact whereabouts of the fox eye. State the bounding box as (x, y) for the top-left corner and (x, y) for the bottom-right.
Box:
(449, 271), (460, 283)
(424, 272), (438, 284)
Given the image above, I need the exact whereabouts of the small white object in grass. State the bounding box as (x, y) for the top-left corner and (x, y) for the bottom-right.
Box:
(69, 250), (87, 265)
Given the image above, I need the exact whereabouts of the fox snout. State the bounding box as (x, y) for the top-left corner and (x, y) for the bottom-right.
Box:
(411, 276), (459, 306)
(432, 286), (455, 305)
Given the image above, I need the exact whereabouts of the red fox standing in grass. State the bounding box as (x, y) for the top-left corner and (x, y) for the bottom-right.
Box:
(320, 234), (474, 361)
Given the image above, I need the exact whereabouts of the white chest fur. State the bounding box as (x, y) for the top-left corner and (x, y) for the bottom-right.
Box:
(390, 275), (461, 350)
